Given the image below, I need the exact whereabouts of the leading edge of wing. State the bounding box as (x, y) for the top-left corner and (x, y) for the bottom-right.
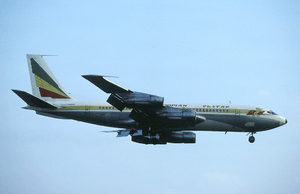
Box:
(82, 75), (132, 94)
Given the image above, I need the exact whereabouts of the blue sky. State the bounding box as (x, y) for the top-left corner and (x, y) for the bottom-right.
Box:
(1, 0), (300, 193)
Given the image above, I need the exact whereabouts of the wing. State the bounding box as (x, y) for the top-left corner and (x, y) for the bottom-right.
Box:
(82, 75), (164, 111)
(82, 75), (205, 130)
(82, 75), (132, 94)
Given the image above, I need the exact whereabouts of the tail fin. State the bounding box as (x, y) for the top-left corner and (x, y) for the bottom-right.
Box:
(27, 54), (77, 102)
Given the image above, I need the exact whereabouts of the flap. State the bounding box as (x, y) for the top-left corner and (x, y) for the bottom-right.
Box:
(116, 129), (132, 137)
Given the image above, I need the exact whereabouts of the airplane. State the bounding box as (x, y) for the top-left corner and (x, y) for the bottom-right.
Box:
(12, 54), (287, 145)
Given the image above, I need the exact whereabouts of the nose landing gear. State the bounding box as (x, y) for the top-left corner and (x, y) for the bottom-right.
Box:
(248, 135), (255, 143)
(247, 132), (256, 143)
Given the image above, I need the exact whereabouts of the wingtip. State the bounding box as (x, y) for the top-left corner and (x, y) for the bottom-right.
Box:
(11, 89), (22, 94)
(82, 75), (101, 78)
(82, 75), (119, 78)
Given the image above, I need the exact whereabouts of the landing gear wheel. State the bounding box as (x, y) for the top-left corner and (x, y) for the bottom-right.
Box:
(249, 136), (255, 143)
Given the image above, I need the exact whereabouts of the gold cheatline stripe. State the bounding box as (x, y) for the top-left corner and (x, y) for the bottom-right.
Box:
(35, 75), (68, 98)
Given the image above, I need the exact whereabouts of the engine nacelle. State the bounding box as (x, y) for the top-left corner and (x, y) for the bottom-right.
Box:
(123, 92), (164, 108)
(161, 131), (196, 143)
(131, 131), (196, 145)
(131, 135), (167, 145)
(157, 108), (196, 121)
(156, 107), (205, 127)
(107, 92), (164, 111)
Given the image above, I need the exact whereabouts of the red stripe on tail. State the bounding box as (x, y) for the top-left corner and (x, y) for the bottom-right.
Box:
(39, 88), (69, 99)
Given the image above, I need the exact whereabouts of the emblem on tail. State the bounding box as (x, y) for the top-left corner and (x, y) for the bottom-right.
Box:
(30, 58), (69, 98)
(27, 55), (76, 101)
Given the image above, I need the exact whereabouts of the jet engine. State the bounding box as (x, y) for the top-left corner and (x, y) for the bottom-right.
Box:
(161, 131), (196, 143)
(155, 107), (205, 127)
(123, 92), (164, 108)
(131, 131), (196, 145)
(107, 92), (164, 110)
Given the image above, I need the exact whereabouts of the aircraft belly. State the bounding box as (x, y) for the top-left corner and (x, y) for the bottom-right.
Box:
(196, 114), (277, 132)
(195, 120), (244, 132)
(38, 110), (136, 128)
(196, 114), (251, 132)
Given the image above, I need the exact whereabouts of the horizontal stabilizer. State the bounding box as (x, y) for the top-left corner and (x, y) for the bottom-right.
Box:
(82, 75), (132, 93)
(12, 89), (57, 109)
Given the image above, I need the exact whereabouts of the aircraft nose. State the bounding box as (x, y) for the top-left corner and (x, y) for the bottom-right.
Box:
(279, 116), (287, 126)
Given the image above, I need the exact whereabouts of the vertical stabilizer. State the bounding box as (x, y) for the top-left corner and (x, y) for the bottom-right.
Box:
(27, 54), (77, 102)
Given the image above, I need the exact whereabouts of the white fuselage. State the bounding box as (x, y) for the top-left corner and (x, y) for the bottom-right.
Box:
(33, 101), (286, 133)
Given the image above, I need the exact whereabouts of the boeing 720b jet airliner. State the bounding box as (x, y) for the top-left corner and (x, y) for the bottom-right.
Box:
(12, 55), (287, 144)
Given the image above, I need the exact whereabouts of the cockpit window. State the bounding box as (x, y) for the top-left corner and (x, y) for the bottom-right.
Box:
(267, 110), (277, 115)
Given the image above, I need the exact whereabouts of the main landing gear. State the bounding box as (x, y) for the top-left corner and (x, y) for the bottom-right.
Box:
(248, 132), (256, 143)
(142, 127), (157, 136)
